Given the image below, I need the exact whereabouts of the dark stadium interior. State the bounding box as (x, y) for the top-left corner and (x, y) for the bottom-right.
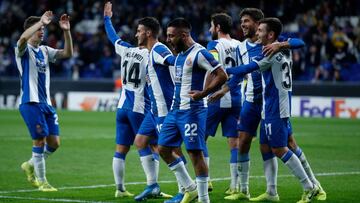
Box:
(1, 0), (360, 82)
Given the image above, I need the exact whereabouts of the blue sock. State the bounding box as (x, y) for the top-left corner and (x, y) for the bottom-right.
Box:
(261, 152), (275, 161)
(230, 148), (238, 163)
(280, 150), (293, 163)
(238, 153), (250, 162)
(138, 146), (152, 157)
(32, 146), (44, 154)
(114, 152), (127, 160)
(180, 155), (187, 165)
(294, 147), (303, 158)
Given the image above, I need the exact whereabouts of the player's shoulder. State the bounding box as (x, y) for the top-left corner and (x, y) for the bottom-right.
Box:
(152, 42), (172, 56)
(207, 40), (219, 50)
(272, 49), (291, 63)
(231, 38), (242, 46)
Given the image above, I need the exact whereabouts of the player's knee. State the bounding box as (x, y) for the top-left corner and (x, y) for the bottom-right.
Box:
(134, 135), (148, 149)
(271, 147), (287, 158)
(287, 136), (297, 151)
(33, 139), (45, 147)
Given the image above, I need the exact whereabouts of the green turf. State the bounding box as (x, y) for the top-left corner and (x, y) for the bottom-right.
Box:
(0, 109), (360, 202)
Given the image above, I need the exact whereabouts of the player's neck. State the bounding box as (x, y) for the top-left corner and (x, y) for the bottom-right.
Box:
(247, 35), (258, 43)
(28, 38), (41, 48)
(218, 33), (231, 40)
(147, 38), (158, 51)
(183, 37), (195, 51)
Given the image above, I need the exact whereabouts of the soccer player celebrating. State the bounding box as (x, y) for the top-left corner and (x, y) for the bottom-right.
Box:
(214, 8), (326, 202)
(205, 13), (242, 195)
(16, 11), (73, 191)
(131, 15), (184, 203)
(104, 2), (150, 198)
(159, 18), (228, 203)
(226, 17), (320, 203)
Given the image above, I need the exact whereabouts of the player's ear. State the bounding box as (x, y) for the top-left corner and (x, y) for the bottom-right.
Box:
(268, 31), (275, 40)
(216, 24), (221, 32)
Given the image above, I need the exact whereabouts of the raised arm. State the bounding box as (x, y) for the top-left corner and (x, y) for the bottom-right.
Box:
(55, 14), (73, 59)
(17, 11), (53, 53)
(104, 2), (120, 45)
(263, 38), (305, 57)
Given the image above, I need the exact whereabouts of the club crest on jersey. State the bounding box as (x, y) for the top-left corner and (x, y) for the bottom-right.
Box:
(36, 58), (46, 73)
(186, 58), (192, 66)
(175, 66), (182, 83)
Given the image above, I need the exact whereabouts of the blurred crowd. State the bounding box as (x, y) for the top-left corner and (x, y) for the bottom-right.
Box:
(1, 0), (360, 82)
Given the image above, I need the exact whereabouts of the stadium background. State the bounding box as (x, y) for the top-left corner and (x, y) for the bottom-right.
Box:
(0, 0), (360, 202)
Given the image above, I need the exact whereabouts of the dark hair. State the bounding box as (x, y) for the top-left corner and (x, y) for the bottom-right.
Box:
(23, 16), (41, 30)
(211, 13), (232, 34)
(259, 17), (283, 38)
(167, 18), (192, 31)
(138, 17), (160, 37)
(239, 8), (264, 22)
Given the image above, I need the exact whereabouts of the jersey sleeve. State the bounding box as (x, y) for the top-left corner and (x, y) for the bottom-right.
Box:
(207, 41), (219, 61)
(153, 44), (173, 65)
(197, 49), (221, 72)
(114, 39), (133, 56)
(253, 54), (272, 71)
(15, 43), (27, 57)
(45, 46), (59, 63)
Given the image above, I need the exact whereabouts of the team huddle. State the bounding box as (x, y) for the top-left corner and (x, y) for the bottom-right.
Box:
(15, 2), (327, 203)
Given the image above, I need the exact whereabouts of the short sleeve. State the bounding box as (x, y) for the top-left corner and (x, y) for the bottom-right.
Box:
(206, 41), (218, 51)
(45, 46), (59, 63)
(197, 49), (221, 72)
(114, 39), (133, 56)
(253, 54), (272, 71)
(153, 44), (173, 65)
(15, 43), (27, 57)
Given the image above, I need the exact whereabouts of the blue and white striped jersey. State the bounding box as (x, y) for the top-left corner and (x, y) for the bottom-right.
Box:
(147, 42), (175, 117)
(172, 43), (221, 110)
(207, 38), (242, 108)
(15, 44), (58, 105)
(237, 39), (263, 103)
(114, 39), (150, 114)
(254, 50), (293, 119)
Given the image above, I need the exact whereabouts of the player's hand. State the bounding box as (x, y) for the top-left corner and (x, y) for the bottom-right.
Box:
(263, 42), (281, 57)
(104, 2), (113, 18)
(41, 11), (53, 25)
(208, 90), (225, 103)
(59, 14), (71, 31)
(189, 90), (205, 101)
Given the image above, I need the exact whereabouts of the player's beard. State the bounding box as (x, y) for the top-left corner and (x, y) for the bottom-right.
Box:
(174, 40), (186, 53)
(211, 31), (218, 40)
(244, 27), (256, 39)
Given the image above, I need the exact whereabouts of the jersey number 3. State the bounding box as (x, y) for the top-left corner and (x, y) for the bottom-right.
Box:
(281, 62), (292, 89)
(123, 61), (141, 88)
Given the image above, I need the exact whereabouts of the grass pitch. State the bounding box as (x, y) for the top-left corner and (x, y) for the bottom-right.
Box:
(0, 110), (360, 202)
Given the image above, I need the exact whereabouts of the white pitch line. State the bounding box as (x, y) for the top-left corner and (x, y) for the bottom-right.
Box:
(1, 171), (359, 195)
(0, 195), (113, 203)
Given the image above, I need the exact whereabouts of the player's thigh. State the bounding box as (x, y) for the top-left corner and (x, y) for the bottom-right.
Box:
(222, 107), (241, 138)
(128, 111), (146, 134)
(43, 104), (60, 136)
(206, 105), (222, 137)
(115, 109), (136, 146)
(178, 108), (207, 151)
(238, 101), (261, 137)
(263, 118), (289, 148)
(19, 103), (49, 139)
(158, 111), (182, 148)
(137, 113), (158, 146)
